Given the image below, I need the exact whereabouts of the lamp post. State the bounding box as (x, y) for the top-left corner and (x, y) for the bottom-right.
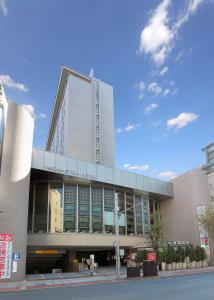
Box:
(114, 193), (121, 279)
(114, 192), (143, 279)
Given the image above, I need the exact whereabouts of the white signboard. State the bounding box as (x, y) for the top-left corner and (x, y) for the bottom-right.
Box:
(12, 261), (17, 273)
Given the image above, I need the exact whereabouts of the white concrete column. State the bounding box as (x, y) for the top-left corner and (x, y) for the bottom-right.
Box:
(0, 102), (34, 281)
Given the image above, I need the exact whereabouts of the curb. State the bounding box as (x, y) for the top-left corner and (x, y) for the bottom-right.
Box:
(1, 268), (214, 294)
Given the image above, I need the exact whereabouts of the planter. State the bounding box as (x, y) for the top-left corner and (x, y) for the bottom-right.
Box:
(143, 260), (158, 277)
(182, 262), (187, 269)
(161, 262), (166, 271)
(127, 267), (141, 278)
(191, 261), (196, 268)
(196, 262), (200, 268)
(172, 262), (176, 270)
(176, 263), (180, 270)
(166, 264), (172, 271)
(199, 261), (203, 268)
(187, 262), (191, 269)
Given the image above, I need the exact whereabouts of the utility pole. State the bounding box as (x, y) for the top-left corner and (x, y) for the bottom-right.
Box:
(114, 193), (143, 279)
(114, 193), (121, 279)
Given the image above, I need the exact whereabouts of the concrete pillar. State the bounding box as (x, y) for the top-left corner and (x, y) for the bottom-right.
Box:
(0, 102), (34, 281)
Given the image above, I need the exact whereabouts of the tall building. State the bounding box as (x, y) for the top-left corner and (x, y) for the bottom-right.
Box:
(0, 68), (173, 281)
(160, 142), (214, 263)
(46, 66), (115, 168)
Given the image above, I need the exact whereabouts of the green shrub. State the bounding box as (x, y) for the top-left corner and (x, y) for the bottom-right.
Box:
(166, 245), (176, 264)
(186, 244), (196, 262)
(176, 246), (185, 263)
(134, 250), (148, 265)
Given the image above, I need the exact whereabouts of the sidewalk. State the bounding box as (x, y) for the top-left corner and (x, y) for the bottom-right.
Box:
(1, 266), (214, 293)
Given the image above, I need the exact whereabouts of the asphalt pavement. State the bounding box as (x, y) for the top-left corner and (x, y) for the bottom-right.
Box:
(0, 272), (214, 300)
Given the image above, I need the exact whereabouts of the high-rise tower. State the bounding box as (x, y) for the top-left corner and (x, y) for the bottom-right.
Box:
(46, 66), (115, 168)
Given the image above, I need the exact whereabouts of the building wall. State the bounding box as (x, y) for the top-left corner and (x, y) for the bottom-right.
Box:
(27, 232), (148, 249)
(160, 167), (214, 260)
(49, 68), (115, 168)
(0, 102), (34, 281)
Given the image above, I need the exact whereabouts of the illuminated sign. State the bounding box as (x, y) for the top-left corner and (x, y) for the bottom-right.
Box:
(35, 250), (59, 255)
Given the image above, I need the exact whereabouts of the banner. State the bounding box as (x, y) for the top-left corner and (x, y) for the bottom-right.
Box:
(0, 234), (12, 279)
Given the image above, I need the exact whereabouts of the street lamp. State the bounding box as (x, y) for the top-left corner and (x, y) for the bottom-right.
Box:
(114, 193), (143, 279)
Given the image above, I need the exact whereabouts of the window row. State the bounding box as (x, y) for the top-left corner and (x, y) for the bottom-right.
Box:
(28, 182), (151, 235)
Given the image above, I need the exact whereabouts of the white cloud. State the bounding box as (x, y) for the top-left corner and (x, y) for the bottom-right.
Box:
(163, 88), (170, 96)
(159, 66), (168, 76)
(138, 0), (206, 66)
(117, 123), (141, 134)
(22, 104), (35, 117)
(0, 75), (29, 92)
(135, 81), (146, 100)
(158, 171), (176, 179)
(123, 163), (150, 171)
(167, 112), (199, 129)
(22, 104), (46, 120)
(174, 0), (205, 31)
(37, 113), (46, 119)
(148, 82), (162, 96)
(145, 103), (159, 114)
(0, 0), (8, 16)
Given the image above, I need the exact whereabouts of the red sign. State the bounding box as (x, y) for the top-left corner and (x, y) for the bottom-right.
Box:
(148, 252), (156, 261)
(0, 233), (12, 279)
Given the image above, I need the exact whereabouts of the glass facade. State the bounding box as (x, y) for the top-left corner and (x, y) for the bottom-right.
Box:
(78, 186), (90, 232)
(64, 184), (76, 232)
(49, 183), (63, 233)
(135, 195), (143, 235)
(92, 187), (103, 233)
(126, 193), (135, 235)
(28, 181), (152, 236)
(34, 183), (48, 233)
(143, 197), (150, 233)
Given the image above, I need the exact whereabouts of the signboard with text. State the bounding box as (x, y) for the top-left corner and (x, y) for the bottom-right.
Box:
(0, 234), (12, 279)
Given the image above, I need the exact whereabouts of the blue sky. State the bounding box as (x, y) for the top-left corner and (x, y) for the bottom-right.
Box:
(0, 0), (213, 180)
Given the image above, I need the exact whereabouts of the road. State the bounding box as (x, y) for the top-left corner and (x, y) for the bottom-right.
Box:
(1, 273), (214, 300)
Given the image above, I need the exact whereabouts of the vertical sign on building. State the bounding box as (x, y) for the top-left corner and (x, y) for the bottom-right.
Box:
(0, 234), (13, 279)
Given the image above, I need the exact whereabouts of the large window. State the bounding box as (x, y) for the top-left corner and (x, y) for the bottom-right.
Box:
(104, 189), (115, 233)
(34, 183), (48, 233)
(143, 198), (150, 233)
(78, 186), (90, 232)
(135, 195), (143, 235)
(0, 104), (4, 172)
(104, 189), (114, 212)
(49, 183), (63, 233)
(92, 187), (103, 232)
(126, 193), (135, 235)
(117, 192), (126, 235)
(64, 184), (76, 232)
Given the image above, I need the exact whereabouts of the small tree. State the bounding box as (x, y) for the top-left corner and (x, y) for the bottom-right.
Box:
(147, 211), (166, 262)
(166, 245), (175, 264)
(176, 246), (185, 263)
(198, 207), (214, 240)
(134, 250), (148, 266)
(185, 244), (196, 262)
